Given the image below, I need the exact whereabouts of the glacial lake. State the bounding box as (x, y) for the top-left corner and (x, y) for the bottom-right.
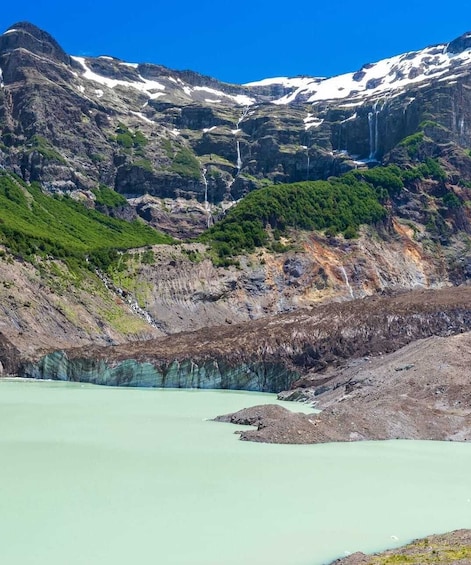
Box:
(1, 380), (470, 565)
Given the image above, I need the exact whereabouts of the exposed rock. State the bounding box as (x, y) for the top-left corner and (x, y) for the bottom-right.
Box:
(0, 332), (20, 376)
(277, 388), (317, 403)
(0, 22), (72, 66)
(447, 32), (471, 54)
(216, 330), (471, 443)
(330, 529), (471, 564)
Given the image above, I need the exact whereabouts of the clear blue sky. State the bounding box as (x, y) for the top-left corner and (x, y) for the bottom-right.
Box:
(2, 1), (471, 84)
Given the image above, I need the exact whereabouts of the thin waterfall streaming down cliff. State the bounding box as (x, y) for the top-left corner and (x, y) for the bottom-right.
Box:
(95, 269), (165, 332)
(368, 101), (380, 160)
(236, 140), (242, 174)
(236, 106), (250, 130)
(340, 266), (354, 299)
(201, 167), (212, 228)
(235, 106), (249, 175)
(459, 117), (465, 142)
(367, 100), (387, 161)
(368, 109), (375, 160)
(228, 107), (250, 193)
(374, 103), (380, 157)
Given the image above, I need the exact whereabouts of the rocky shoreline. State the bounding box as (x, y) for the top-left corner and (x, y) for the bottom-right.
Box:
(328, 529), (471, 564)
(215, 331), (471, 443)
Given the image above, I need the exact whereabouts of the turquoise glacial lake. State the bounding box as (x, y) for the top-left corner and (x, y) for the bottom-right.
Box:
(0, 379), (470, 565)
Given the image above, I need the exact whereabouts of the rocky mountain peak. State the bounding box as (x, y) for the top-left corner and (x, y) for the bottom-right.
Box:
(446, 31), (471, 54)
(0, 21), (70, 65)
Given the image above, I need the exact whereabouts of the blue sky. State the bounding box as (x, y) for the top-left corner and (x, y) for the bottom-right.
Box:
(2, 1), (471, 84)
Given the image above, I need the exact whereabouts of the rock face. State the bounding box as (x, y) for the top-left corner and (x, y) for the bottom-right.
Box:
(3, 22), (471, 205)
(0, 332), (20, 375)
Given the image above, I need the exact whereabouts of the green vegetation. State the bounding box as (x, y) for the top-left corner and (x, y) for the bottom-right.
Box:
(133, 158), (154, 172)
(371, 544), (471, 564)
(140, 248), (155, 264)
(114, 123), (148, 151)
(162, 139), (174, 160)
(92, 185), (128, 207)
(419, 119), (446, 131)
(200, 160), (450, 261)
(0, 172), (172, 270)
(90, 153), (105, 163)
(200, 174), (386, 259)
(350, 165), (404, 198)
(170, 147), (201, 179)
(442, 191), (462, 209)
(181, 248), (204, 263)
(26, 135), (66, 163)
(409, 160), (446, 181)
(399, 132), (424, 158)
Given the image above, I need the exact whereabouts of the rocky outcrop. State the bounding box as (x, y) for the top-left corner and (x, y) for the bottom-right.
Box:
(0, 22), (73, 67)
(0, 332), (20, 376)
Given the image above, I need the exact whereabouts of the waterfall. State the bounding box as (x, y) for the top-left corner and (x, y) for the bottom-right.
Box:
(95, 268), (165, 332)
(237, 106), (250, 130)
(367, 100), (386, 161)
(236, 140), (242, 174)
(0, 68), (4, 89)
(201, 167), (212, 228)
(340, 266), (354, 299)
(234, 106), (249, 176)
(368, 111), (374, 160)
(228, 107), (250, 194)
(306, 150), (310, 180)
(368, 102), (379, 160)
(459, 117), (465, 142)
(374, 103), (380, 157)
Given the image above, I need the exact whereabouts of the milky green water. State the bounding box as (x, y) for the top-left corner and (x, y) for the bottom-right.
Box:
(0, 380), (470, 565)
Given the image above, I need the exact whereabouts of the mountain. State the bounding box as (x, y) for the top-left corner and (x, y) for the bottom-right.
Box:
(2, 23), (471, 564)
(2, 21), (471, 209)
(0, 21), (471, 374)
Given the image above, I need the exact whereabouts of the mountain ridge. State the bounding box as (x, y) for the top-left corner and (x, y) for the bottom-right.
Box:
(0, 21), (470, 364)
(1, 21), (471, 199)
(4, 22), (471, 108)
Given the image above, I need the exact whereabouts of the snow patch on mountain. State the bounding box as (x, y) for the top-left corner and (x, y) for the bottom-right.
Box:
(192, 86), (255, 106)
(72, 56), (255, 107)
(72, 56), (166, 96)
(248, 42), (471, 106)
(245, 76), (323, 88)
(303, 114), (323, 130)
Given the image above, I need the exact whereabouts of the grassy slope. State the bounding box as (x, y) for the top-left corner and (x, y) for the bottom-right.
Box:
(0, 172), (172, 265)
